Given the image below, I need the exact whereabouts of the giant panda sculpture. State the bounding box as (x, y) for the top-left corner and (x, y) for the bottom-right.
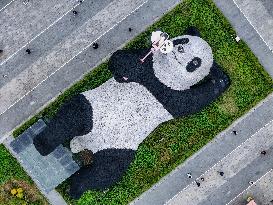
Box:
(33, 28), (230, 198)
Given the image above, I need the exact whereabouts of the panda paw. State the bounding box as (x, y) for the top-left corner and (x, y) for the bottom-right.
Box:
(220, 75), (230, 88)
(70, 137), (85, 153)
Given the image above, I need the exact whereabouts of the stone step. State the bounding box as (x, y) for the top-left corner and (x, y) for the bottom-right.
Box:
(9, 119), (79, 193)
(0, 0), (76, 63)
(10, 119), (46, 153)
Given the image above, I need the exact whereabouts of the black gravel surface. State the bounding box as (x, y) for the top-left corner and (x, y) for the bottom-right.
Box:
(186, 57), (202, 72)
(108, 27), (230, 118)
(109, 49), (230, 118)
(32, 27), (230, 197)
(69, 148), (135, 199)
(33, 94), (93, 156)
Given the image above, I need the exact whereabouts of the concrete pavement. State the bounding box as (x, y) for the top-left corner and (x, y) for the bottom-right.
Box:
(0, 0), (77, 63)
(227, 169), (273, 205)
(0, 0), (183, 138)
(0, 0), (14, 11)
(167, 119), (273, 205)
(0, 0), (114, 88)
(131, 92), (273, 205)
(233, 0), (273, 52)
(213, 0), (273, 78)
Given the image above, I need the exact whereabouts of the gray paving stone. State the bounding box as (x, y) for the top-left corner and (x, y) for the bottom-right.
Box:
(10, 139), (24, 153)
(30, 119), (47, 136)
(59, 154), (73, 166)
(18, 132), (33, 147)
(52, 145), (68, 159)
(65, 162), (80, 175)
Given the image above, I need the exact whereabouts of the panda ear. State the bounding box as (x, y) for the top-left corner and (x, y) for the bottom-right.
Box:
(185, 27), (201, 37)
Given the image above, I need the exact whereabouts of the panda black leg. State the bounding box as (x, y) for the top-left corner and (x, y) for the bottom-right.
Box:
(209, 61), (230, 90)
(33, 94), (93, 156)
(69, 149), (136, 199)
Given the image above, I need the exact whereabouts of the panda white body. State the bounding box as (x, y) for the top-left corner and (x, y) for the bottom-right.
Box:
(153, 35), (213, 90)
(70, 78), (172, 153)
(70, 35), (214, 154)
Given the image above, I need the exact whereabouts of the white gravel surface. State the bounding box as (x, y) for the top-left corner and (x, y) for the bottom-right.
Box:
(153, 35), (213, 90)
(70, 35), (214, 154)
(70, 78), (172, 153)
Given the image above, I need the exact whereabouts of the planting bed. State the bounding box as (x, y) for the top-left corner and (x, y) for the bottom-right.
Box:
(13, 0), (273, 204)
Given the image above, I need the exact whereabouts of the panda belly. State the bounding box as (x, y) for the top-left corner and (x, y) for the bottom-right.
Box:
(70, 78), (173, 154)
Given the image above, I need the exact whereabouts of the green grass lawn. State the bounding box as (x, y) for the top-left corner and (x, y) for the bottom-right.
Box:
(0, 145), (48, 205)
(13, 0), (273, 204)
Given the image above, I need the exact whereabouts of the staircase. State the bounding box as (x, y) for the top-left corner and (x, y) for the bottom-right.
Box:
(9, 119), (79, 193)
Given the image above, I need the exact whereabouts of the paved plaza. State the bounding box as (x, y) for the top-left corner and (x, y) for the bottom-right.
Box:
(132, 93), (273, 205)
(1, 0), (273, 204)
(0, 0), (182, 139)
(132, 0), (273, 204)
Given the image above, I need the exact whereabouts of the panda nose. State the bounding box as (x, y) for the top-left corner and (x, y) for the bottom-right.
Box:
(177, 45), (184, 53)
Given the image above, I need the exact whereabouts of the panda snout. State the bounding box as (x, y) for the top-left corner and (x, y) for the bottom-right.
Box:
(177, 45), (185, 53)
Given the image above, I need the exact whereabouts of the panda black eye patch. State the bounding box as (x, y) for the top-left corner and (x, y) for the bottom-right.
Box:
(186, 57), (202, 72)
(173, 38), (189, 46)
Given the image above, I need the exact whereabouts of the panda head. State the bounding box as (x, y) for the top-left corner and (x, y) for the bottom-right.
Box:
(152, 35), (213, 90)
(109, 35), (213, 90)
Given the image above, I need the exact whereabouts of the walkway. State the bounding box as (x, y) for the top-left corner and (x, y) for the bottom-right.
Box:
(213, 0), (273, 78)
(131, 92), (273, 205)
(131, 0), (273, 204)
(0, 0), (76, 63)
(233, 0), (273, 52)
(167, 119), (273, 205)
(0, 0), (182, 140)
(228, 169), (273, 205)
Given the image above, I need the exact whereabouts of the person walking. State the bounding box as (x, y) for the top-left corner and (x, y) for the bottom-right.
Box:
(186, 173), (192, 179)
(26, 49), (31, 54)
